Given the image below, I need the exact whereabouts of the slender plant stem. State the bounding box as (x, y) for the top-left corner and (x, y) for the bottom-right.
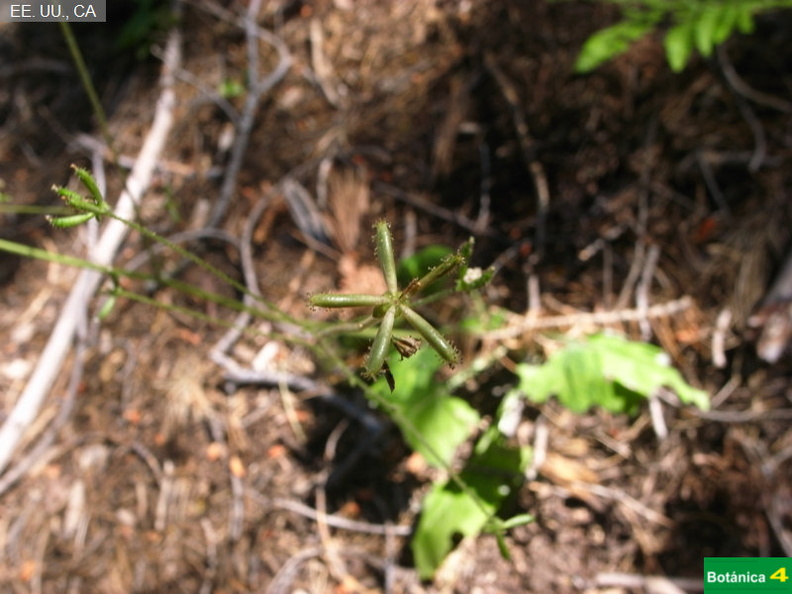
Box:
(0, 237), (300, 332)
(58, 22), (114, 153)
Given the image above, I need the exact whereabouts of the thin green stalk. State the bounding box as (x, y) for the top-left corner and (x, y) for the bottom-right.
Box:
(0, 237), (301, 335)
(0, 204), (72, 216)
(113, 288), (311, 347)
(59, 22), (114, 152)
(314, 315), (379, 339)
(82, 205), (291, 322)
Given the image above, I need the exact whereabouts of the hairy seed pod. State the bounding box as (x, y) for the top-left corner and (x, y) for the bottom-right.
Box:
(47, 213), (94, 228)
(374, 220), (398, 293)
(309, 293), (389, 309)
(365, 305), (396, 376)
(416, 254), (463, 288)
(399, 305), (459, 366)
(72, 165), (104, 205)
(53, 186), (88, 207)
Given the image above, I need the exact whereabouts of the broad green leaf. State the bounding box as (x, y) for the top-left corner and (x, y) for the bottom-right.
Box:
(372, 348), (479, 467)
(575, 19), (656, 73)
(514, 333), (709, 414)
(402, 395), (478, 468)
(590, 334), (709, 410)
(736, 4), (756, 34)
(412, 427), (531, 579)
(664, 18), (696, 72)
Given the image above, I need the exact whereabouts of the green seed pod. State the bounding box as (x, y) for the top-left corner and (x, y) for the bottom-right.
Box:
(415, 253), (463, 289)
(53, 186), (88, 208)
(374, 220), (398, 293)
(309, 293), (389, 309)
(72, 165), (104, 206)
(47, 213), (94, 228)
(399, 304), (459, 366)
(365, 304), (396, 377)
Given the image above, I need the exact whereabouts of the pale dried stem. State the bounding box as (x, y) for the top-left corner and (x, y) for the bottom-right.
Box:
(484, 296), (694, 341)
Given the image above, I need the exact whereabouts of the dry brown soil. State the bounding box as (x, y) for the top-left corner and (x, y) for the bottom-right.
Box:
(1, 1), (791, 592)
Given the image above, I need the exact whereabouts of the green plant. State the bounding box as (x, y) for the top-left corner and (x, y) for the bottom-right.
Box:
(505, 332), (710, 414)
(572, 0), (792, 73)
(309, 220), (493, 386)
(2, 167), (712, 583)
(2, 168), (525, 579)
(369, 348), (533, 579)
(48, 165), (110, 228)
(402, 330), (710, 578)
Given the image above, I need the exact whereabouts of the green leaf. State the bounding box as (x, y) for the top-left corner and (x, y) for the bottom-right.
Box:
(664, 18), (696, 72)
(709, 3), (741, 46)
(514, 333), (709, 414)
(372, 348), (479, 467)
(692, 2), (744, 57)
(397, 245), (453, 289)
(693, 5), (721, 56)
(575, 19), (656, 73)
(412, 426), (531, 579)
(486, 512), (535, 560)
(735, 4), (757, 34)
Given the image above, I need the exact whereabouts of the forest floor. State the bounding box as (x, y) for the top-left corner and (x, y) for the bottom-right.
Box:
(1, 1), (791, 592)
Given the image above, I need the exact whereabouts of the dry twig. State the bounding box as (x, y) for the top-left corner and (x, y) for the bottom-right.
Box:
(197, 0), (292, 228)
(484, 296), (694, 341)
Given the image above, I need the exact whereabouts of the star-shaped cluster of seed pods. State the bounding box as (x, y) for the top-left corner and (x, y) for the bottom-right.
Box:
(310, 220), (489, 386)
(48, 165), (110, 228)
